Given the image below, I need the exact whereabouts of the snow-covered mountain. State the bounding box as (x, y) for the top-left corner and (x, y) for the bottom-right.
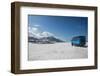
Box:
(28, 36), (64, 44)
(28, 26), (64, 44)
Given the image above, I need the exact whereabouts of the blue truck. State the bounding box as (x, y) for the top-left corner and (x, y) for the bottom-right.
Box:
(71, 36), (86, 46)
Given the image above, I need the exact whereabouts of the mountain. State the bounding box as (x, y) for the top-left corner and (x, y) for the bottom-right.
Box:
(28, 36), (64, 44)
(43, 36), (64, 42)
(28, 26), (64, 44)
(28, 37), (38, 43)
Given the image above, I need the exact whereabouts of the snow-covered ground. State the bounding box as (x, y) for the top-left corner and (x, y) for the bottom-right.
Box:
(28, 42), (88, 61)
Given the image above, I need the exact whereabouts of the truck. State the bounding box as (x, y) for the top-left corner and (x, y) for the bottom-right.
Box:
(71, 36), (86, 46)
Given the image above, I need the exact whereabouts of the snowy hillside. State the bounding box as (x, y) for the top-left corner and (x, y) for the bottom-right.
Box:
(28, 26), (64, 43)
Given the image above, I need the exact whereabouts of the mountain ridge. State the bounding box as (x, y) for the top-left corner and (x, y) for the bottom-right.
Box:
(28, 36), (64, 44)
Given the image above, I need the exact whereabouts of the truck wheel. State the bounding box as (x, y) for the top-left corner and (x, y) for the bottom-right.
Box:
(72, 43), (73, 46)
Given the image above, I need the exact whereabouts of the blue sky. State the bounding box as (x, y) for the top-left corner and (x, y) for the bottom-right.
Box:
(28, 15), (88, 41)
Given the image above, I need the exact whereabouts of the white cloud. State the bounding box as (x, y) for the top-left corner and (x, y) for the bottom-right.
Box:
(32, 27), (38, 31)
(28, 26), (54, 38)
(33, 24), (40, 27)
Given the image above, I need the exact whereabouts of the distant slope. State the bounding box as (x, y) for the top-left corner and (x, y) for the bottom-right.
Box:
(28, 26), (64, 44)
(28, 36), (64, 44)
